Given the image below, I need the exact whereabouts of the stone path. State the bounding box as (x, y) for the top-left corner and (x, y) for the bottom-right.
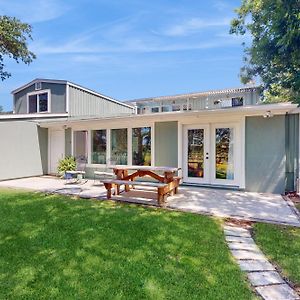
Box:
(224, 225), (300, 300)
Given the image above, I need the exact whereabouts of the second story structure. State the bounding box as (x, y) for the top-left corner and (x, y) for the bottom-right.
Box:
(128, 86), (260, 114)
(11, 78), (134, 118)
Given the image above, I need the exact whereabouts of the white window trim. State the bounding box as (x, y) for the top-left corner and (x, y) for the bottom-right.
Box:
(27, 89), (51, 114)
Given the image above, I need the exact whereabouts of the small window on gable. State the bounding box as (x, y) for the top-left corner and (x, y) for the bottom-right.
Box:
(162, 106), (171, 112)
(172, 104), (181, 112)
(35, 82), (42, 90)
(151, 107), (159, 113)
(232, 97), (243, 107)
(28, 91), (50, 113)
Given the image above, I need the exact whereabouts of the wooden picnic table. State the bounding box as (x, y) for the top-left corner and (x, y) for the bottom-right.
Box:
(104, 165), (181, 204)
(110, 165), (180, 184)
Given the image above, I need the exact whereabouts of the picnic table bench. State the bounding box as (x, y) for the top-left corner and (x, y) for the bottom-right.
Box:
(101, 165), (181, 206)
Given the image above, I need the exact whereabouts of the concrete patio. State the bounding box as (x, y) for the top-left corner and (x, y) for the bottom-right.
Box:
(0, 176), (299, 227)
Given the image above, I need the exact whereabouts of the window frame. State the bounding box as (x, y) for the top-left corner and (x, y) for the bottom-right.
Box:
(91, 129), (107, 165)
(86, 123), (155, 167)
(27, 89), (51, 114)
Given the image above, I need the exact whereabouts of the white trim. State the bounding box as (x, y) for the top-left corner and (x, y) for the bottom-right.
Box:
(87, 130), (91, 164)
(0, 113), (68, 120)
(128, 127), (133, 165)
(38, 103), (298, 128)
(66, 84), (69, 113)
(177, 122), (183, 178)
(27, 89), (51, 114)
(240, 116), (246, 189)
(11, 78), (68, 94)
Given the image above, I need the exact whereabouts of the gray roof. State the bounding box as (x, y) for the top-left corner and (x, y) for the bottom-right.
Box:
(126, 86), (261, 104)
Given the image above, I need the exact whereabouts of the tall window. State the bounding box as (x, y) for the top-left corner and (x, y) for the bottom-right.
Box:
(132, 127), (151, 166)
(28, 91), (49, 113)
(92, 130), (106, 164)
(111, 129), (127, 165)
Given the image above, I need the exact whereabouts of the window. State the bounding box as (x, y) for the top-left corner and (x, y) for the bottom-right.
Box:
(35, 82), (42, 90)
(232, 97), (243, 107)
(111, 129), (127, 165)
(74, 131), (88, 162)
(132, 127), (151, 166)
(151, 107), (160, 113)
(183, 103), (192, 111)
(92, 130), (106, 164)
(162, 106), (171, 112)
(172, 104), (181, 111)
(27, 91), (50, 113)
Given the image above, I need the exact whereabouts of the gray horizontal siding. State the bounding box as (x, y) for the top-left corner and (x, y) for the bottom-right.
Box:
(14, 82), (66, 114)
(69, 86), (134, 117)
(0, 121), (48, 181)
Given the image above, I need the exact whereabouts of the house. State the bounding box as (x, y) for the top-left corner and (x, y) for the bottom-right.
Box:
(0, 78), (298, 194)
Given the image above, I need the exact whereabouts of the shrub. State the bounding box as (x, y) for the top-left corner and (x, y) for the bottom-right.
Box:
(57, 156), (76, 175)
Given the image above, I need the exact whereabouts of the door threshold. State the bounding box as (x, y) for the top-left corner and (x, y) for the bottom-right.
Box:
(181, 182), (243, 191)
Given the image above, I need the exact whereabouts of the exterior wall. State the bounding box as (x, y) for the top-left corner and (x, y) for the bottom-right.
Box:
(65, 128), (72, 156)
(69, 86), (134, 117)
(245, 115), (286, 194)
(14, 82), (66, 114)
(155, 121), (178, 167)
(0, 121), (48, 181)
(38, 127), (48, 174)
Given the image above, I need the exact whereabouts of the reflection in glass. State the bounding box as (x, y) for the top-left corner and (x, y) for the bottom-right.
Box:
(188, 129), (204, 177)
(132, 127), (151, 166)
(28, 95), (37, 113)
(215, 128), (234, 180)
(111, 129), (127, 165)
(39, 93), (48, 112)
(92, 130), (106, 164)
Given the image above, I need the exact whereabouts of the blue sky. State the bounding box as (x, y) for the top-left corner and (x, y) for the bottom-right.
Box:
(0, 0), (250, 111)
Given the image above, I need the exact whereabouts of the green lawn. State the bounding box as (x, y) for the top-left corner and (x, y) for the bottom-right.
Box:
(253, 223), (300, 285)
(0, 189), (255, 300)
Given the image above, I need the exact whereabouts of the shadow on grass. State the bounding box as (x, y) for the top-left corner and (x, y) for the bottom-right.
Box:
(0, 190), (254, 300)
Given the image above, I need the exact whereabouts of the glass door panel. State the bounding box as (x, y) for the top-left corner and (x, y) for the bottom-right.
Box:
(214, 127), (235, 181)
(188, 129), (204, 178)
(183, 125), (209, 184)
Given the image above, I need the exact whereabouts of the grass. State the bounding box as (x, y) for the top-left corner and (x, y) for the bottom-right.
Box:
(0, 189), (255, 300)
(296, 203), (300, 213)
(253, 223), (300, 285)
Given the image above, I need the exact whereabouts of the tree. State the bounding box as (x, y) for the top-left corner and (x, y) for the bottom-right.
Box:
(0, 105), (3, 112)
(0, 16), (36, 81)
(230, 0), (300, 103)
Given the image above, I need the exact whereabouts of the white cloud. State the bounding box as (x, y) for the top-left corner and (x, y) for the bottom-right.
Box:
(0, 0), (70, 23)
(160, 17), (231, 37)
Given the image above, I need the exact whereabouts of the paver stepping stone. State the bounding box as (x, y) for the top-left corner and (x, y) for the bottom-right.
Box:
(225, 225), (300, 300)
(224, 225), (249, 233)
(225, 235), (254, 243)
(256, 284), (300, 300)
(247, 271), (285, 287)
(238, 259), (275, 272)
(228, 241), (260, 251)
(224, 229), (252, 238)
(230, 249), (267, 260)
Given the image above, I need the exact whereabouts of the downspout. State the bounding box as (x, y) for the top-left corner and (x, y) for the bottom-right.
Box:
(285, 113), (299, 193)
